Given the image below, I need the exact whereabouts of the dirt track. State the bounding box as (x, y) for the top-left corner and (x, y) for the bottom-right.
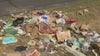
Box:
(0, 0), (79, 16)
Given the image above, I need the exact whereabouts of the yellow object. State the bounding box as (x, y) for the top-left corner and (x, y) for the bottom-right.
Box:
(72, 45), (79, 50)
(27, 40), (36, 46)
(56, 30), (71, 42)
(7, 53), (21, 56)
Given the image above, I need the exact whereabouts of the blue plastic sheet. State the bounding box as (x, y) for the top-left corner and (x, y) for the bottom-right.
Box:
(2, 36), (17, 44)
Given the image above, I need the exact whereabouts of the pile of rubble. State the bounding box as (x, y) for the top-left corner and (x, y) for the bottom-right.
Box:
(0, 10), (100, 56)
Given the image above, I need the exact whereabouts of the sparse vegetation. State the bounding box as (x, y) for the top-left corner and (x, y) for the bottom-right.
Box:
(44, 0), (100, 33)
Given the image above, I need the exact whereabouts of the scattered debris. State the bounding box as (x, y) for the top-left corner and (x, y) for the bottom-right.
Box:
(15, 45), (28, 52)
(0, 10), (99, 56)
(56, 30), (71, 42)
(12, 17), (24, 26)
(2, 36), (17, 44)
(7, 52), (21, 56)
(25, 49), (40, 56)
(27, 40), (36, 46)
(4, 28), (18, 35)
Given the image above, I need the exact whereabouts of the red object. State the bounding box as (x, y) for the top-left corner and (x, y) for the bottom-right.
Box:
(66, 18), (76, 24)
(25, 49), (40, 56)
(44, 45), (49, 50)
(39, 22), (57, 34)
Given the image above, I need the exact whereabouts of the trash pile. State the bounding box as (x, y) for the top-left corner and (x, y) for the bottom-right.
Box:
(0, 10), (100, 56)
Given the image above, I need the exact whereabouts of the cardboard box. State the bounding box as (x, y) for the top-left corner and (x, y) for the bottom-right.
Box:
(7, 53), (21, 56)
(56, 30), (71, 42)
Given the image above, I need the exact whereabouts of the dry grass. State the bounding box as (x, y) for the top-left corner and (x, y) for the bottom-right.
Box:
(44, 0), (100, 33)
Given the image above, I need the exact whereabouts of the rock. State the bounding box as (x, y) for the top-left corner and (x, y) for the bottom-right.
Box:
(77, 10), (84, 15)
(83, 9), (89, 13)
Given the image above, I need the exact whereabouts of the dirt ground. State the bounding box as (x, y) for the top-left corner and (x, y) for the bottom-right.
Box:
(0, 0), (100, 56)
